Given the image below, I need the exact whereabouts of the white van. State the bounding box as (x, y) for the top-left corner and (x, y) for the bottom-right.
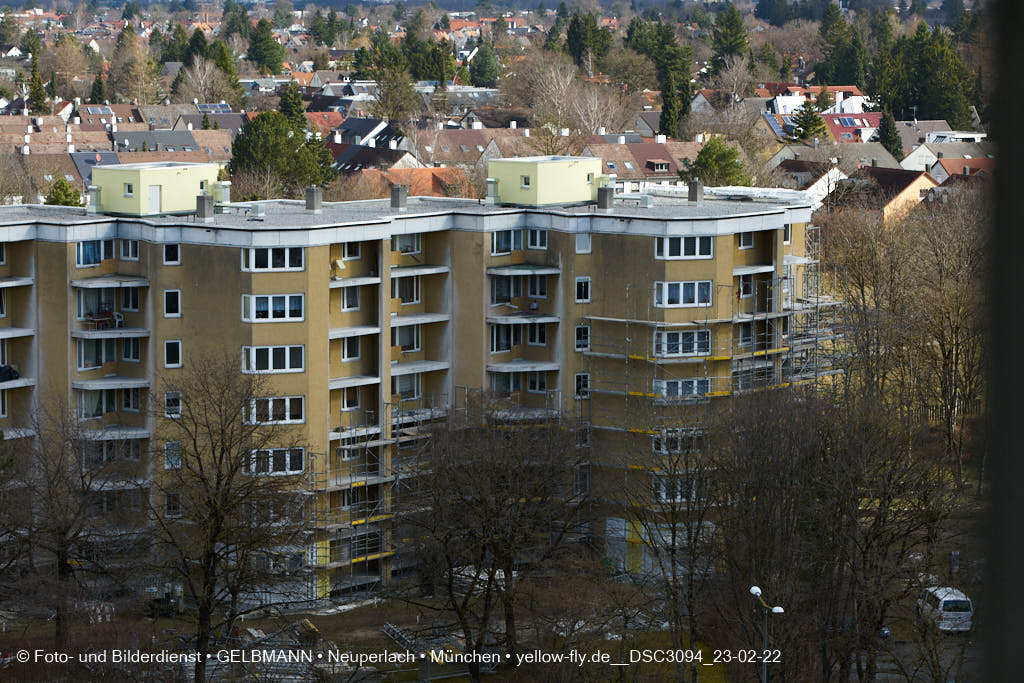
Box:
(916, 587), (974, 632)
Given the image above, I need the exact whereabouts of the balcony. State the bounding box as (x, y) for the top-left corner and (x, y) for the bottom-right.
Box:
(485, 264), (559, 276)
(486, 312), (559, 325)
(0, 276), (33, 289)
(329, 274), (381, 289)
(391, 264), (449, 278)
(486, 359), (559, 373)
(80, 425), (151, 440)
(70, 274), (149, 289)
(389, 312), (449, 327)
(71, 376), (149, 390)
(328, 325), (380, 340)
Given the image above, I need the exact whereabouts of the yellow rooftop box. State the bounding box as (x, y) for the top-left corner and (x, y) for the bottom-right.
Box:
(91, 162), (221, 216)
(487, 156), (605, 206)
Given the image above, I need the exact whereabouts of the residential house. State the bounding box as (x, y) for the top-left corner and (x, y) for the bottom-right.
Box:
(822, 166), (938, 222)
(581, 139), (708, 192)
(767, 142), (900, 175)
(113, 131), (199, 153)
(895, 119), (952, 158)
(899, 141), (996, 172)
(172, 113), (248, 136)
(327, 141), (423, 173)
(927, 157), (995, 184)
(139, 104), (200, 129)
(773, 159), (847, 210)
(821, 113), (884, 143)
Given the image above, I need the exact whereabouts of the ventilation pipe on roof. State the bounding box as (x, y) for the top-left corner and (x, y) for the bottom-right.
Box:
(688, 179), (704, 203)
(510, 120), (517, 129)
(333, 131), (342, 144)
(196, 194), (214, 222)
(389, 139), (397, 150)
(391, 184), (408, 210)
(597, 185), (614, 210)
(68, 143), (74, 153)
(814, 137), (819, 149)
(305, 186), (323, 214)
(655, 134), (666, 144)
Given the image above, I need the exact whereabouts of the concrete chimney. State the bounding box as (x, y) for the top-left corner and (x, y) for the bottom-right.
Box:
(367, 138), (376, 148)
(560, 128), (570, 137)
(509, 120), (517, 129)
(391, 184), (408, 210)
(196, 194), (214, 222)
(598, 126), (606, 135)
(597, 186), (614, 209)
(73, 116), (80, 124)
(963, 165), (970, 176)
(68, 143), (75, 153)
(472, 121), (483, 130)
(305, 186), (323, 214)
(333, 131), (341, 144)
(937, 151), (944, 159)
(655, 134), (667, 144)
(871, 158), (878, 167)
(26, 124), (32, 134)
(688, 179), (704, 203)
(187, 122), (193, 130)
(389, 139), (397, 150)
(485, 177), (499, 205)
(66, 133), (72, 142)
(523, 129), (530, 137)
(617, 135), (625, 144)
(21, 145), (28, 155)
(111, 123), (117, 133)
(23, 133), (29, 144)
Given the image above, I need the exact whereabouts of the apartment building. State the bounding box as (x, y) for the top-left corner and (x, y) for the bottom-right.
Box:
(0, 157), (834, 601)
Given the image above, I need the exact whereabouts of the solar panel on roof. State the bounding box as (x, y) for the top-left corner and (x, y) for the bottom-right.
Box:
(197, 103), (232, 114)
(839, 117), (855, 127)
(83, 106), (112, 115)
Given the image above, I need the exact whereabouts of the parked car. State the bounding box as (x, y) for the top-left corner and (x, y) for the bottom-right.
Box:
(916, 586), (973, 633)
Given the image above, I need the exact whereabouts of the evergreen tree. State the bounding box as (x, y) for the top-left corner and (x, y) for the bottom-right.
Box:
(201, 112), (212, 129)
(942, 0), (965, 25)
(908, 0), (925, 15)
(20, 29), (41, 59)
(469, 42), (499, 88)
(876, 113), (903, 160)
(163, 24), (190, 64)
(711, 3), (748, 73)
(248, 19), (286, 74)
(556, 1), (569, 20)
(229, 111), (334, 197)
(0, 15), (18, 45)
(223, 0), (252, 40)
(278, 80), (306, 130)
(184, 28), (208, 67)
(440, 14), (450, 30)
(44, 177), (83, 206)
(816, 85), (833, 112)
(790, 100), (826, 141)
(658, 71), (680, 137)
(89, 74), (106, 103)
(28, 56), (48, 115)
(679, 137), (751, 186)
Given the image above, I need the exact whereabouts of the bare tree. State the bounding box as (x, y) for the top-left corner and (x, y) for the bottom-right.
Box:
(0, 153), (34, 204)
(147, 352), (308, 683)
(172, 56), (236, 106)
(395, 394), (588, 682)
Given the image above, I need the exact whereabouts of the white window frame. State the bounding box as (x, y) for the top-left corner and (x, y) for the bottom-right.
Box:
(654, 330), (711, 357)
(520, 174), (530, 189)
(653, 378), (711, 398)
(122, 387), (141, 412)
(527, 323), (546, 346)
(490, 324), (522, 353)
(164, 289), (181, 317)
(164, 391), (182, 418)
(575, 277), (591, 303)
(76, 240), (102, 267)
(121, 287), (139, 311)
(122, 337), (141, 362)
(120, 238), (139, 260)
(391, 277), (420, 305)
(392, 374), (421, 400)
(391, 233), (421, 255)
(739, 274), (753, 299)
(574, 372), (590, 398)
(575, 325), (590, 351)
(783, 224), (792, 244)
(163, 243), (180, 265)
(242, 345), (305, 373)
(393, 325), (421, 352)
(491, 229), (523, 255)
(241, 247), (304, 272)
(247, 396), (305, 424)
(526, 371), (546, 394)
(164, 340), (182, 368)
(124, 182), (134, 198)
(575, 232), (591, 254)
(342, 336), (361, 360)
(527, 274), (547, 298)
(654, 281), (713, 308)
(77, 338), (117, 370)
(341, 286), (360, 311)
(490, 275), (522, 306)
(245, 447), (305, 475)
(342, 386), (360, 410)
(164, 441), (182, 469)
(343, 242), (360, 260)
(739, 231), (754, 249)
(490, 372), (522, 396)
(655, 236), (713, 260)
(527, 229), (547, 250)
(241, 294), (305, 322)
(165, 492), (181, 518)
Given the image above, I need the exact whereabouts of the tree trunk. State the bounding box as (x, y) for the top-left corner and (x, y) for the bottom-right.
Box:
(194, 600), (212, 683)
(54, 552), (70, 650)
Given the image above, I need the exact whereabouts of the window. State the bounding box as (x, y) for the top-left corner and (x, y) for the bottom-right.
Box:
(164, 290), (181, 317)
(491, 229), (523, 255)
(491, 372), (521, 396)
(164, 340), (182, 367)
(343, 336), (361, 359)
(782, 265), (792, 293)
(333, 287), (358, 314)
(0, 243), (5, 265)
(575, 325), (590, 351)
(391, 233), (421, 255)
(0, 290), (4, 318)
(393, 325), (421, 352)
(653, 378), (710, 398)
(391, 277), (421, 304)
(242, 294), (305, 321)
(163, 244), (180, 264)
(120, 239), (139, 260)
(521, 174), (530, 188)
(242, 345), (304, 373)
(247, 396), (305, 424)
(77, 389), (117, 418)
(490, 275), (521, 305)
(76, 240), (102, 267)
(575, 233), (591, 254)
(246, 448), (305, 475)
(241, 247), (304, 271)
(164, 391), (182, 418)
(783, 224), (792, 244)
(0, 389), (5, 418)
(124, 182), (134, 197)
(654, 330), (711, 357)
(165, 441), (182, 469)
(77, 339), (117, 370)
(165, 492), (181, 518)
(655, 236), (713, 259)
(575, 277), (591, 303)
(652, 476), (706, 504)
(122, 338), (140, 362)
(490, 325), (522, 353)
(527, 274), (547, 298)
(0, 339), (5, 365)
(739, 274), (753, 298)
(527, 323), (546, 346)
(343, 242), (360, 260)
(737, 322), (753, 347)
(113, 386), (139, 412)
(121, 287), (139, 311)
(575, 373), (590, 398)
(654, 281), (713, 308)
(342, 387), (360, 410)
(739, 232), (754, 249)
(527, 371), (546, 393)
(527, 229), (547, 249)
(77, 288), (115, 319)
(102, 240), (115, 260)
(392, 374), (420, 400)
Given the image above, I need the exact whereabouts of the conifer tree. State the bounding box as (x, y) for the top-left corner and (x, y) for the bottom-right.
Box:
(790, 100), (826, 141)
(876, 113), (903, 161)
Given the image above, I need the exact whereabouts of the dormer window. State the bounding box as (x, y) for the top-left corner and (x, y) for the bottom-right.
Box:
(649, 159), (670, 172)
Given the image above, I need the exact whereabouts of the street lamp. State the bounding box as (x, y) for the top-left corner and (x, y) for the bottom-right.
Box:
(750, 585), (784, 683)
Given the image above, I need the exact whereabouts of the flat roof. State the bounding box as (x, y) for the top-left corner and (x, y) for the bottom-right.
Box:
(94, 161), (215, 170)
(490, 155), (593, 163)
